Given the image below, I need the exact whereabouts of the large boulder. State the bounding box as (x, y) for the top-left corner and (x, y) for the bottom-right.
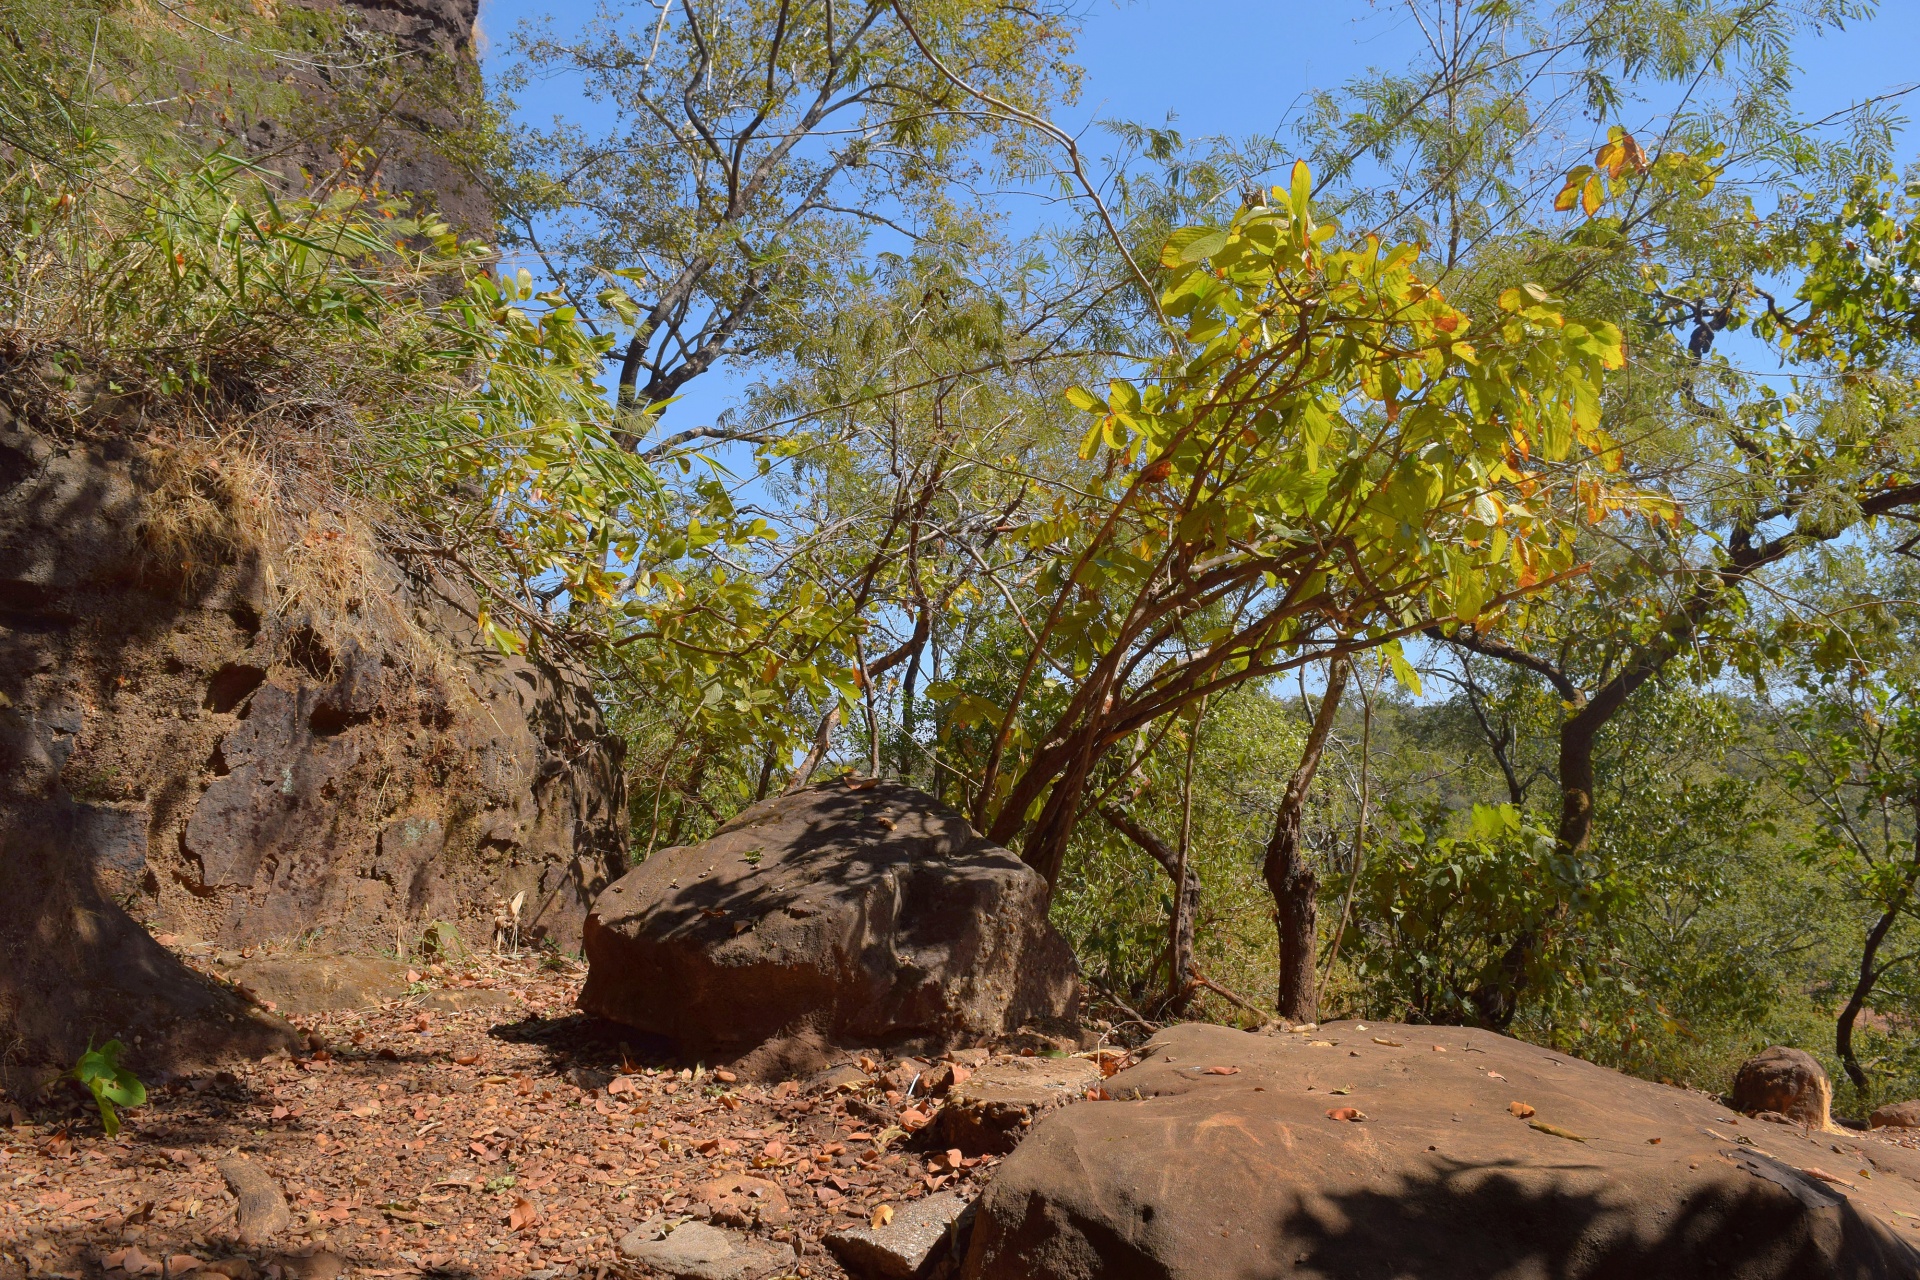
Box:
(0, 421), (625, 1084)
(579, 779), (1079, 1072)
(960, 1021), (1920, 1279)
(1732, 1045), (1836, 1130)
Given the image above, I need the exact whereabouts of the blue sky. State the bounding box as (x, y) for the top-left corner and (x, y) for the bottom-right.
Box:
(472, 0), (1920, 431)
(478, 0), (1920, 154)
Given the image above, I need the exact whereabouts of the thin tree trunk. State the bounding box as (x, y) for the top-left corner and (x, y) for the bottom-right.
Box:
(1263, 657), (1350, 1021)
(1100, 805), (1200, 999)
(783, 703), (840, 795)
(1167, 700), (1207, 1013)
(1838, 817), (1920, 1091)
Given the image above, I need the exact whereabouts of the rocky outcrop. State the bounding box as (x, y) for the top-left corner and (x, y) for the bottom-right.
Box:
(960, 1021), (1920, 1279)
(578, 779), (1079, 1074)
(229, 0), (493, 234)
(1871, 1099), (1920, 1130)
(1732, 1045), (1835, 1131)
(935, 1056), (1102, 1156)
(0, 421), (625, 1082)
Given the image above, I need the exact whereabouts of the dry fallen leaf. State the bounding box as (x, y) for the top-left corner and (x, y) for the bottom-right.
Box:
(1372, 1037), (1404, 1047)
(1529, 1121), (1585, 1142)
(167, 1256), (204, 1274)
(507, 1196), (539, 1231)
(870, 1204), (894, 1229)
(452, 1053), (480, 1066)
(1430, 1045), (1447, 1053)
(899, 1108), (932, 1131)
(1326, 1107), (1366, 1122)
(1202, 1066), (1240, 1075)
(1509, 1102), (1536, 1119)
(1487, 1071), (1506, 1080)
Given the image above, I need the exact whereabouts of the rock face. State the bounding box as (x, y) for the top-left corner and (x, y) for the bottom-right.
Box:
(1732, 1045), (1835, 1131)
(579, 780), (1079, 1072)
(960, 1022), (1920, 1280)
(234, 0), (493, 234)
(0, 423), (625, 1082)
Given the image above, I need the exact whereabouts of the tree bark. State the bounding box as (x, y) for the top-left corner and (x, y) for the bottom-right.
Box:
(1263, 657), (1350, 1021)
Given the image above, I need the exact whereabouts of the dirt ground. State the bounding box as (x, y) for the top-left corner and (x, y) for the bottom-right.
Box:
(0, 948), (1060, 1280)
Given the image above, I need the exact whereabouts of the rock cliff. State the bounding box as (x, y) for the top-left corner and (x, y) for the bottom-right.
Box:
(0, 416), (625, 1083)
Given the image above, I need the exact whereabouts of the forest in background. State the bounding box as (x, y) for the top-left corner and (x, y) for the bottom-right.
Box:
(5, 0), (1919, 1116)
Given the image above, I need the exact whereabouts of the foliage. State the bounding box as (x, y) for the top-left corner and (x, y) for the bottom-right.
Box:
(70, 1040), (145, 1137)
(937, 171), (1637, 883)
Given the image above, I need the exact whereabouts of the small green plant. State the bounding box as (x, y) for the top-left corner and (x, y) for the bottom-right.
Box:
(71, 1040), (146, 1138)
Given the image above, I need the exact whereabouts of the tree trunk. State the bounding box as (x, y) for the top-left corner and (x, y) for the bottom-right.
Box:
(1470, 698), (1602, 1030)
(1263, 658), (1350, 1021)
(1100, 805), (1200, 1004)
(1838, 819), (1920, 1091)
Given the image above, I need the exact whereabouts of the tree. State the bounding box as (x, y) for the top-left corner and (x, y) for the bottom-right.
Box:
(937, 172), (1633, 888)
(492, 0), (1077, 446)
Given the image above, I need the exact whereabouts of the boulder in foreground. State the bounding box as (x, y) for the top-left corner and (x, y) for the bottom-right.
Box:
(579, 780), (1079, 1072)
(962, 1021), (1920, 1279)
(1731, 1045), (1835, 1130)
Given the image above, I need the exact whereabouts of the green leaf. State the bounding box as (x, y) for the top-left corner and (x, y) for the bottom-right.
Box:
(1165, 226), (1230, 265)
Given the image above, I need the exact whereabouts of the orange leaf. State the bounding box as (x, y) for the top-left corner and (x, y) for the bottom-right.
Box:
(1201, 1066), (1240, 1075)
(1509, 1101), (1536, 1118)
(1325, 1107), (1366, 1122)
(508, 1197), (539, 1232)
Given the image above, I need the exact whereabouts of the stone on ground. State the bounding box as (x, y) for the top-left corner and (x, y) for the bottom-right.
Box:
(693, 1172), (793, 1228)
(1732, 1045), (1835, 1131)
(936, 1056), (1102, 1156)
(826, 1192), (974, 1280)
(215, 1156), (290, 1245)
(212, 954), (408, 1016)
(1871, 1099), (1920, 1129)
(960, 1021), (1920, 1279)
(616, 1220), (794, 1280)
(578, 779), (1079, 1069)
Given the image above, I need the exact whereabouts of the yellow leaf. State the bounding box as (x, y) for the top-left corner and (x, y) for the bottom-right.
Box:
(871, 1204), (894, 1229)
(1581, 176), (1603, 217)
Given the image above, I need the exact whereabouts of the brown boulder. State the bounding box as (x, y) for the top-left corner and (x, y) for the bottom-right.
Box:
(1871, 1099), (1920, 1130)
(960, 1021), (1920, 1279)
(578, 780), (1079, 1071)
(1732, 1045), (1835, 1130)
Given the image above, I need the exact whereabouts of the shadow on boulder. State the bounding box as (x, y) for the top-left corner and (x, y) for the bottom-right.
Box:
(578, 779), (1079, 1076)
